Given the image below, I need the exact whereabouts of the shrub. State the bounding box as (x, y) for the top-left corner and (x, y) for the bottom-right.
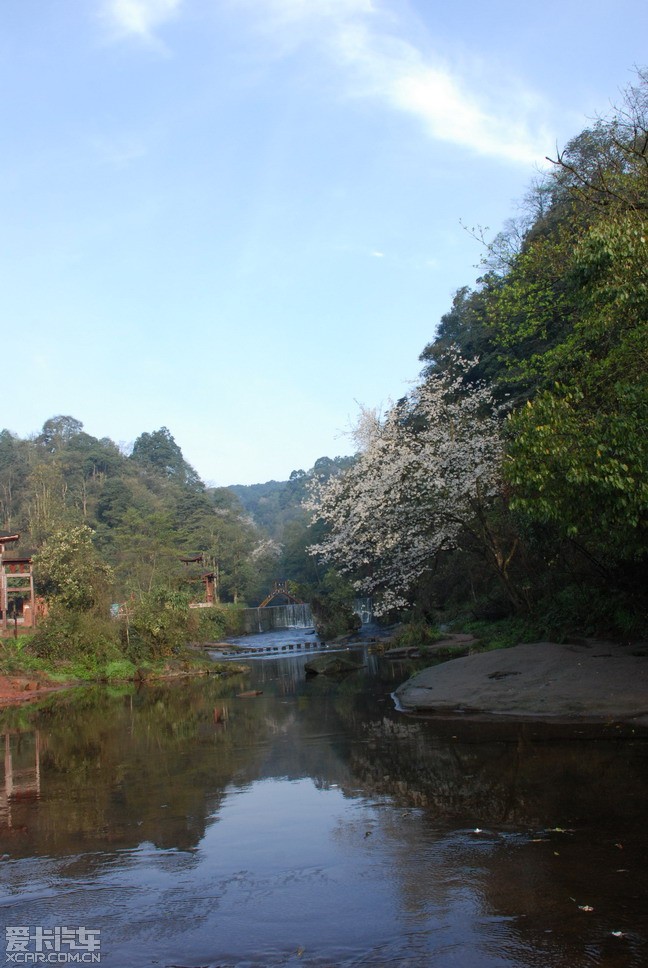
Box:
(464, 616), (544, 650)
(310, 571), (361, 640)
(103, 659), (137, 680)
(29, 606), (121, 663)
(390, 620), (443, 651)
(195, 603), (245, 642)
(119, 588), (199, 663)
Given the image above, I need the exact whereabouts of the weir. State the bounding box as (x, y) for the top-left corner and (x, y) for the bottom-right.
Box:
(241, 598), (373, 635)
(241, 603), (313, 634)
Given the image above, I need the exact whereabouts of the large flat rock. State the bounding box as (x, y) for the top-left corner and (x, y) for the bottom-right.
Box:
(393, 640), (648, 725)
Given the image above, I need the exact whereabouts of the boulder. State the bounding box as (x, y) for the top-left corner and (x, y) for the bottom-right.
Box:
(304, 654), (363, 677)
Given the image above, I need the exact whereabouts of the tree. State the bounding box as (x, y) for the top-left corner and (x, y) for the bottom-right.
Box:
(112, 508), (178, 595)
(505, 211), (648, 565)
(25, 462), (73, 544)
(0, 430), (30, 531)
(36, 415), (84, 453)
(306, 359), (517, 613)
(419, 281), (502, 391)
(503, 71), (648, 570)
(548, 70), (648, 216)
(120, 588), (199, 662)
(35, 525), (114, 612)
(131, 427), (203, 490)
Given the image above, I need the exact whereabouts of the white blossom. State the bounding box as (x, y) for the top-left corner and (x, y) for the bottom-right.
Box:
(305, 358), (505, 614)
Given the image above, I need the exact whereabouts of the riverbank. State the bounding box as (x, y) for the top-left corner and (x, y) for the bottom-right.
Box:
(394, 639), (648, 726)
(0, 673), (69, 706)
(0, 658), (248, 708)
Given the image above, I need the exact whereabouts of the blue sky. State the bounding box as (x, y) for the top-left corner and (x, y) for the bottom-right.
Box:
(1, 1), (646, 485)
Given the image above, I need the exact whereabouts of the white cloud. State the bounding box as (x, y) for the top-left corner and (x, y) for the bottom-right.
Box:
(387, 61), (545, 164)
(104, 0), (182, 40)
(102, 0), (552, 162)
(252, 0), (551, 165)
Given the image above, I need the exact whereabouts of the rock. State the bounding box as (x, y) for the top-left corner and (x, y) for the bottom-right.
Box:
(304, 654), (363, 677)
(393, 640), (648, 724)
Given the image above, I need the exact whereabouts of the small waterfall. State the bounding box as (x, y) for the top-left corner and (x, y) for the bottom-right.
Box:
(353, 597), (373, 625)
(241, 603), (313, 634)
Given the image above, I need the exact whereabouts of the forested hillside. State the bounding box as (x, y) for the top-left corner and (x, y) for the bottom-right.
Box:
(307, 71), (648, 637)
(0, 417), (354, 612)
(0, 419), (281, 605)
(0, 416), (361, 667)
(230, 456), (355, 539)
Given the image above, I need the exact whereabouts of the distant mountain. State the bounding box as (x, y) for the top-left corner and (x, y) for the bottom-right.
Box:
(228, 456), (356, 539)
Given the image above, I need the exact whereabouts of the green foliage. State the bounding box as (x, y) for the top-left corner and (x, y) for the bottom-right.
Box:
(390, 621), (443, 651)
(131, 426), (203, 490)
(487, 226), (580, 390)
(103, 659), (138, 680)
(0, 414), (281, 608)
(0, 401), (355, 618)
(500, 87), (648, 571)
(194, 604), (245, 642)
(0, 637), (46, 675)
(29, 606), (121, 664)
(535, 583), (646, 640)
(36, 415), (84, 452)
(120, 588), (200, 663)
(0, 429), (30, 531)
(506, 381), (648, 560)
(310, 570), (361, 640)
(24, 461), (72, 544)
(35, 525), (115, 611)
(505, 209), (648, 563)
(229, 456), (356, 541)
(462, 616), (546, 651)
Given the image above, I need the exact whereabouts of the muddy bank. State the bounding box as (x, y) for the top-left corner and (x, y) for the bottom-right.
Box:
(0, 674), (69, 706)
(394, 640), (648, 726)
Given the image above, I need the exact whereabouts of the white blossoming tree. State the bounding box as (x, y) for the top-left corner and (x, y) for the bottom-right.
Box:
(305, 359), (520, 614)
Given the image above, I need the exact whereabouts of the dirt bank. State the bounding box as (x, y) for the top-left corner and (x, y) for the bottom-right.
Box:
(0, 675), (70, 706)
(394, 640), (648, 726)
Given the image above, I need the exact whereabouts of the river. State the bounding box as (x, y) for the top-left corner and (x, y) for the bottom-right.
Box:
(0, 631), (646, 967)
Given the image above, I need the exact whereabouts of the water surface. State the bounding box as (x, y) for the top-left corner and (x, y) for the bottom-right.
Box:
(1, 635), (646, 967)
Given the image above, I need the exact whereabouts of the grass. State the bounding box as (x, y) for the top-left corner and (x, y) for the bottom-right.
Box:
(389, 621), (444, 651)
(457, 616), (548, 652)
(0, 635), (242, 687)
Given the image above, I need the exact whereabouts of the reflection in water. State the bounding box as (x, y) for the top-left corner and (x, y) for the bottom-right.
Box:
(1, 731), (40, 831)
(0, 644), (646, 967)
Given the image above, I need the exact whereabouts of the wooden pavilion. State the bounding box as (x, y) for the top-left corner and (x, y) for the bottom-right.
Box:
(180, 553), (217, 605)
